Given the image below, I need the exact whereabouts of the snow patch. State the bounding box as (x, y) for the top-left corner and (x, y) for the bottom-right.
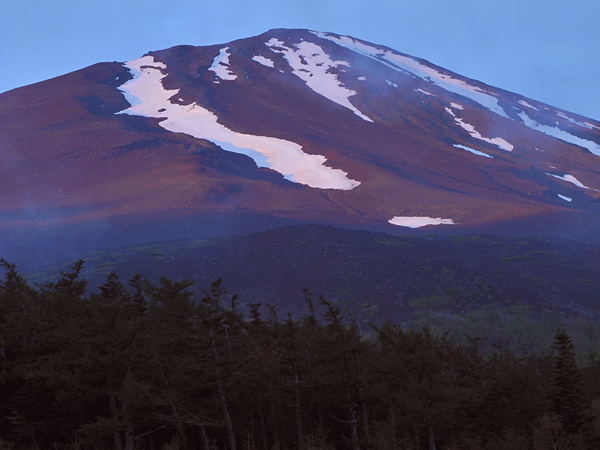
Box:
(453, 144), (493, 158)
(314, 31), (600, 154)
(252, 55), (275, 68)
(415, 88), (433, 96)
(557, 194), (572, 202)
(266, 39), (373, 122)
(584, 122), (600, 130)
(556, 112), (594, 130)
(385, 79), (398, 88)
(518, 112), (600, 156)
(546, 173), (595, 191)
(450, 102), (463, 110)
(358, 76), (366, 81)
(445, 108), (513, 151)
(209, 47), (237, 82)
(388, 216), (455, 228)
(314, 32), (509, 118)
(117, 56), (360, 190)
(518, 100), (539, 111)
(266, 37), (285, 48)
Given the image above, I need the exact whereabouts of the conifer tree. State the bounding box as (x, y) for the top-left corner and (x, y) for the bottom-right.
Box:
(200, 278), (238, 450)
(549, 326), (589, 435)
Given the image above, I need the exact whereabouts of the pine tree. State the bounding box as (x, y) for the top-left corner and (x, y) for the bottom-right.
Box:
(549, 326), (589, 435)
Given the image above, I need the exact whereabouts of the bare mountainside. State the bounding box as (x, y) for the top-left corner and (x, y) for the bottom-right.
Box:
(2, 29), (600, 265)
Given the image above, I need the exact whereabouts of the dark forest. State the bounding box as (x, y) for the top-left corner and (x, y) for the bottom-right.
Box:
(1, 259), (600, 450)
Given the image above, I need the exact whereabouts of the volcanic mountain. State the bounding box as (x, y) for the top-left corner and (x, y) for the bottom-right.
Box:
(2, 28), (600, 265)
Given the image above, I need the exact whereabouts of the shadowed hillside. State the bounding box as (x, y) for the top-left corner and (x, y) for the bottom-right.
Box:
(23, 225), (600, 324)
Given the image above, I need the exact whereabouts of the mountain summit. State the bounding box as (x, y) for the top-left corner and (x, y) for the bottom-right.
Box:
(2, 29), (600, 262)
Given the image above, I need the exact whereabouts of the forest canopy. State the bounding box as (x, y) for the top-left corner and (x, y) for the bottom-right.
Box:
(1, 258), (600, 450)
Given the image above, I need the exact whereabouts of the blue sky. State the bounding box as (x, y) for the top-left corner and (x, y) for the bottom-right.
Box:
(2, 0), (599, 120)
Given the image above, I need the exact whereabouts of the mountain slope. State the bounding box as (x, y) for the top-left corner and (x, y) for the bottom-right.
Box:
(2, 28), (600, 266)
(26, 225), (600, 322)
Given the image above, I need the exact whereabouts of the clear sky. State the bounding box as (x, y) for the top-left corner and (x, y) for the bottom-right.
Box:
(2, 0), (599, 120)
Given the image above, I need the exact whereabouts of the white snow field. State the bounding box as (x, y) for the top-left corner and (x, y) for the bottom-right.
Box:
(313, 32), (509, 118)
(446, 107), (514, 151)
(453, 144), (493, 158)
(556, 112), (594, 130)
(518, 100), (539, 111)
(252, 55), (275, 68)
(209, 47), (237, 82)
(586, 122), (600, 130)
(117, 56), (360, 190)
(388, 216), (455, 228)
(314, 32), (600, 156)
(266, 38), (373, 122)
(415, 89), (433, 96)
(557, 194), (572, 202)
(546, 173), (595, 191)
(519, 112), (600, 156)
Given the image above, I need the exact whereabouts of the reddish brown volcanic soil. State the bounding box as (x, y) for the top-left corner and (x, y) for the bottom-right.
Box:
(2, 28), (600, 263)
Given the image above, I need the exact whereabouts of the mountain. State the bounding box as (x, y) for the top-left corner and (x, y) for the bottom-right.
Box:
(2, 28), (600, 269)
(29, 224), (600, 322)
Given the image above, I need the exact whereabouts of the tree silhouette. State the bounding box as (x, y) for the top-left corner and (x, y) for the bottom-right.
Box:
(549, 325), (596, 444)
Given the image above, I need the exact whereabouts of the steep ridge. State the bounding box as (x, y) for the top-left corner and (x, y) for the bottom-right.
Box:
(2, 28), (600, 265)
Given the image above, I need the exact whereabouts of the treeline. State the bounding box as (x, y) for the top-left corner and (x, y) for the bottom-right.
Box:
(1, 259), (600, 450)
(408, 307), (600, 359)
